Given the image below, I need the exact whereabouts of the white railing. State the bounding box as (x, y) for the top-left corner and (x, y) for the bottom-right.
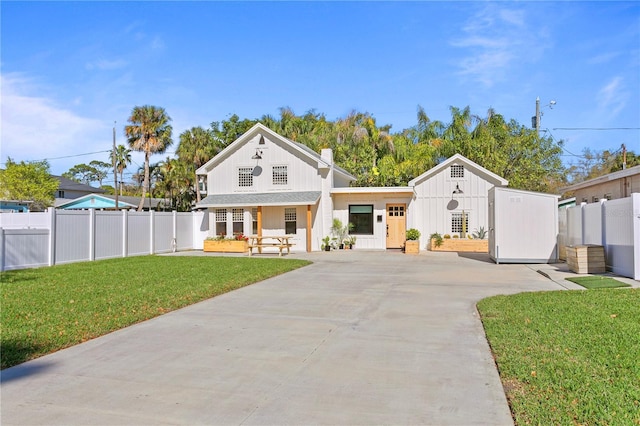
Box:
(0, 210), (206, 271)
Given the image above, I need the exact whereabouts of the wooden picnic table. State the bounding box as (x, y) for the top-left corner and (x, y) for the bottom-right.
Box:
(247, 235), (294, 256)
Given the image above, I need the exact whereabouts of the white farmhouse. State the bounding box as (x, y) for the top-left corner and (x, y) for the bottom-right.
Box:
(196, 123), (509, 252)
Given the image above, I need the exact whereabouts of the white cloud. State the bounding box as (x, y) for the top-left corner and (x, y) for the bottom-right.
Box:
(451, 5), (549, 87)
(85, 58), (128, 71)
(0, 73), (109, 174)
(596, 76), (627, 120)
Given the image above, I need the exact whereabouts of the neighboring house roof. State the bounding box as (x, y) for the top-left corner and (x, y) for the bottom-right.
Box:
(560, 165), (640, 193)
(558, 197), (576, 209)
(198, 191), (322, 208)
(53, 176), (106, 194)
(196, 123), (356, 182)
(407, 154), (509, 187)
(56, 194), (168, 210)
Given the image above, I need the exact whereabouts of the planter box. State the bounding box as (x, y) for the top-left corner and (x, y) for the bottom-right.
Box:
(405, 240), (420, 254)
(429, 238), (488, 253)
(203, 240), (249, 253)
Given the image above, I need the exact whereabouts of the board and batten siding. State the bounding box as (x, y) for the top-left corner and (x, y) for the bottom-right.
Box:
(206, 135), (323, 194)
(411, 166), (495, 237)
(332, 193), (413, 250)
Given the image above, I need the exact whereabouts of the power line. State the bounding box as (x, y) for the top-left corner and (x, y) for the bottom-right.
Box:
(36, 150), (112, 162)
(552, 127), (640, 131)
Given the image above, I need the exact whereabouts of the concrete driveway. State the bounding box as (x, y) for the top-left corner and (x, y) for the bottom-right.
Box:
(1, 250), (566, 425)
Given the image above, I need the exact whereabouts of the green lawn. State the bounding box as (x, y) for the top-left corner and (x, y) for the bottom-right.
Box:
(478, 289), (640, 425)
(1, 255), (310, 369)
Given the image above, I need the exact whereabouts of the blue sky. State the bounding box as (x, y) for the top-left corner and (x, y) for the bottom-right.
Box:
(2, 1), (639, 182)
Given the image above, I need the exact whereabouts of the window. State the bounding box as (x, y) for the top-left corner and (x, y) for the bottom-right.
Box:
(604, 193), (612, 200)
(349, 205), (374, 235)
(57, 190), (65, 198)
(232, 209), (244, 235)
(252, 208), (258, 235)
(451, 165), (464, 178)
(285, 208), (297, 235)
(215, 209), (227, 237)
(451, 212), (469, 234)
(388, 205), (404, 217)
(592, 196), (599, 203)
(238, 167), (253, 187)
(272, 165), (288, 185)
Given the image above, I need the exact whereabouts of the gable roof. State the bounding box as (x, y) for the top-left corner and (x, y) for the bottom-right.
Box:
(560, 165), (640, 193)
(53, 176), (106, 194)
(196, 123), (356, 181)
(407, 154), (508, 187)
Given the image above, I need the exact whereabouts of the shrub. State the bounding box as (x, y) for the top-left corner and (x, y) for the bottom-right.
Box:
(429, 232), (443, 247)
(406, 228), (421, 240)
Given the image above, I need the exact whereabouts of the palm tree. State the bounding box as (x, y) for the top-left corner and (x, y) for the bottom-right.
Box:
(124, 105), (173, 211)
(176, 127), (218, 203)
(110, 144), (132, 196)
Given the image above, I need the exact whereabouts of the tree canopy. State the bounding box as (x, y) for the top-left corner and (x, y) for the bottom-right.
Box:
(0, 158), (59, 210)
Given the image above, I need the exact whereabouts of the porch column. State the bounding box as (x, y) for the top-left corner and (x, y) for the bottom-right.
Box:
(306, 205), (312, 252)
(257, 206), (263, 254)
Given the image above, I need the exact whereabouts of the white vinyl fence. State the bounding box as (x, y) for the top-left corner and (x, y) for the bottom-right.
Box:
(0, 210), (206, 271)
(559, 193), (640, 280)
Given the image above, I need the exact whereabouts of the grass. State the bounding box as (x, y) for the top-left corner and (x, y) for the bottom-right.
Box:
(1, 255), (310, 369)
(566, 275), (631, 289)
(478, 289), (640, 425)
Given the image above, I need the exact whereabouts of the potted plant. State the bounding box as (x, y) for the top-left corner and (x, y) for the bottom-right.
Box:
(345, 235), (357, 249)
(405, 228), (421, 254)
(330, 218), (350, 249)
(321, 236), (332, 251)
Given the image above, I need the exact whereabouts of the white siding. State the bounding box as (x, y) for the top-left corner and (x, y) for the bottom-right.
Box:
(332, 193), (413, 249)
(489, 187), (559, 263)
(411, 165), (494, 237)
(207, 135), (322, 194)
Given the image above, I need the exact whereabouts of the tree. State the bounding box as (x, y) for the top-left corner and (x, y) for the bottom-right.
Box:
(62, 163), (99, 185)
(110, 144), (132, 196)
(176, 127), (219, 203)
(88, 160), (111, 187)
(125, 105), (173, 211)
(0, 158), (58, 211)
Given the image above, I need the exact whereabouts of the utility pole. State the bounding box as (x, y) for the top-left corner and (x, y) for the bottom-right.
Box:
(113, 121), (119, 211)
(622, 143), (627, 170)
(535, 97), (541, 134)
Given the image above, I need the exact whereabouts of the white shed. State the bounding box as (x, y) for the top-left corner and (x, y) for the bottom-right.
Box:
(489, 187), (559, 264)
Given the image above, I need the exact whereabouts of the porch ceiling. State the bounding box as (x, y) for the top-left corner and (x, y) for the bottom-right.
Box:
(197, 191), (321, 208)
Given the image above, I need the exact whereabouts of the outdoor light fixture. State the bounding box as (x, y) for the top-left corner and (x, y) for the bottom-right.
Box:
(259, 135), (266, 145)
(452, 184), (463, 195)
(252, 148), (263, 160)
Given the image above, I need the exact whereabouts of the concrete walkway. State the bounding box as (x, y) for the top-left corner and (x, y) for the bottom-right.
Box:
(1, 251), (589, 425)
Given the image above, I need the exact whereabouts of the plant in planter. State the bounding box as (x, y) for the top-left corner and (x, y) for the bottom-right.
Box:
(472, 226), (488, 239)
(345, 235), (357, 249)
(321, 236), (332, 251)
(405, 228), (421, 254)
(204, 234), (249, 253)
(330, 219), (353, 249)
(429, 232), (443, 248)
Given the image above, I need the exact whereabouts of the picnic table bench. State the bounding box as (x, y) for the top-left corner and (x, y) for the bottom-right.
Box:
(248, 235), (294, 257)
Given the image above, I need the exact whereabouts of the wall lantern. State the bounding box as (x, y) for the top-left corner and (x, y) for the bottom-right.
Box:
(252, 148), (263, 160)
(452, 184), (463, 195)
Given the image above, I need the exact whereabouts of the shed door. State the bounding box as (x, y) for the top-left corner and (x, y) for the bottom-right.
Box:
(386, 204), (406, 249)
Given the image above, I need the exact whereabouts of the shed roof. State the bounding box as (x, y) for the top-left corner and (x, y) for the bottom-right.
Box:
(560, 165), (640, 193)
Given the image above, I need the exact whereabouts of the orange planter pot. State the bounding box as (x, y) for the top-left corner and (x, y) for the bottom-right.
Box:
(203, 240), (249, 253)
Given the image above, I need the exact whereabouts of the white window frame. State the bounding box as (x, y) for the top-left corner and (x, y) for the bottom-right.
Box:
(272, 165), (288, 185)
(450, 165), (464, 178)
(238, 167), (253, 187)
(284, 208), (297, 235)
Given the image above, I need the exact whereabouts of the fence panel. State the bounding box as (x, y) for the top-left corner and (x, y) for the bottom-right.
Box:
(0, 211), (51, 229)
(127, 212), (150, 256)
(1, 229), (49, 271)
(154, 212), (174, 253)
(55, 210), (91, 264)
(558, 207), (568, 260)
(95, 211), (124, 260)
(176, 213), (194, 250)
(603, 197), (634, 278)
(566, 205), (583, 247)
(582, 202), (603, 245)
